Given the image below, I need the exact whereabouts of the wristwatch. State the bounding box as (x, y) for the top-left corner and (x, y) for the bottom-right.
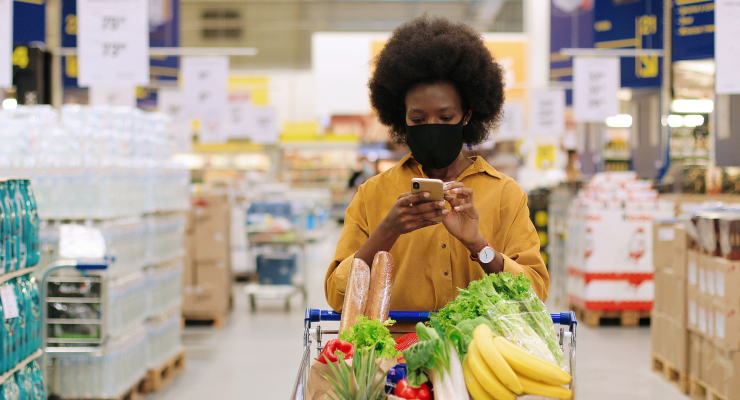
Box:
(470, 242), (495, 264)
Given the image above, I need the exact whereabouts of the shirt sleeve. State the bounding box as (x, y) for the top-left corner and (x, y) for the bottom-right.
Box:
(498, 184), (550, 301)
(324, 185), (370, 312)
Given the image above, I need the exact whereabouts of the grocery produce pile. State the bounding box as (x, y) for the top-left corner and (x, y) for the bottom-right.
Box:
(308, 252), (572, 400)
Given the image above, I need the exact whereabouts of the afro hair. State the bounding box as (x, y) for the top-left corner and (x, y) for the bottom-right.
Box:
(369, 15), (506, 147)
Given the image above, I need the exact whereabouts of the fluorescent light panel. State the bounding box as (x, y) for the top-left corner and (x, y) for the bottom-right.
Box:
(605, 114), (633, 128)
(672, 99), (714, 113)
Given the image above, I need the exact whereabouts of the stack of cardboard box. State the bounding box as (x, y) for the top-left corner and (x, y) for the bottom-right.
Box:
(566, 173), (674, 318)
(183, 193), (233, 319)
(652, 211), (740, 399)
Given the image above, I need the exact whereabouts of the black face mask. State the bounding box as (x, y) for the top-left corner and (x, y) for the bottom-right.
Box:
(405, 116), (465, 169)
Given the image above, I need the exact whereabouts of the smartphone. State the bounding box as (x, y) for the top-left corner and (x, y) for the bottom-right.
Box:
(411, 178), (445, 222)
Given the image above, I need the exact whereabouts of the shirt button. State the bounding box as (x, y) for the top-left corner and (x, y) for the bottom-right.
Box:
(441, 243), (447, 249)
(444, 271), (449, 276)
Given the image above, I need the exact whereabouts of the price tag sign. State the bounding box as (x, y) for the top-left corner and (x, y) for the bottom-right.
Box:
(226, 93), (254, 140)
(573, 57), (620, 122)
(496, 102), (525, 141)
(182, 56), (229, 143)
(158, 89), (192, 153)
(250, 106), (279, 144)
(89, 85), (137, 107)
(716, 0), (740, 93)
(529, 89), (565, 137)
(0, 0), (11, 88)
(78, 0), (149, 86)
(0, 284), (19, 319)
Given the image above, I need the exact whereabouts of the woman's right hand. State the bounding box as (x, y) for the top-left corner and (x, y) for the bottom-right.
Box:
(380, 191), (449, 236)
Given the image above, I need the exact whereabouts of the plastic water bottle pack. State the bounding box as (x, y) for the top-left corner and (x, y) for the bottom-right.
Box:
(55, 325), (147, 399)
(0, 105), (190, 219)
(0, 275), (42, 375)
(145, 308), (181, 369)
(0, 179), (41, 274)
(145, 259), (183, 317)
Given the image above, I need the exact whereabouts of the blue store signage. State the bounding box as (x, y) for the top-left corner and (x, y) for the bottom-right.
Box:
(672, 0), (714, 61)
(550, 0), (595, 105)
(594, 0), (663, 88)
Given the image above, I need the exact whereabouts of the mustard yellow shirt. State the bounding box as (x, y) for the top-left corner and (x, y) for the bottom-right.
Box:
(324, 154), (549, 313)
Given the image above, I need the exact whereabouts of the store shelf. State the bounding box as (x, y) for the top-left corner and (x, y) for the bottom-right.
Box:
(0, 349), (43, 385)
(0, 265), (41, 285)
(603, 149), (631, 161)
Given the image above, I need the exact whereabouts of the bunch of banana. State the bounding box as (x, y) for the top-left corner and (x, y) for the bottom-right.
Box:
(462, 324), (573, 400)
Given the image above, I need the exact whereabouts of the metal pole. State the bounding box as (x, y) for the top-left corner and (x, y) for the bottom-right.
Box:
(46, 0), (63, 107)
(660, 0), (672, 179)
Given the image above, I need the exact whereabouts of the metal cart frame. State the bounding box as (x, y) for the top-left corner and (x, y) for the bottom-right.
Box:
(291, 308), (577, 400)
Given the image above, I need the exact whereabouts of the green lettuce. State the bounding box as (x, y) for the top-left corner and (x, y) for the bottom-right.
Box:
(339, 316), (401, 360)
(402, 319), (451, 388)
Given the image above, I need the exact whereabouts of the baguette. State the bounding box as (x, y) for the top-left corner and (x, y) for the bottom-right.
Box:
(366, 251), (395, 322)
(338, 257), (371, 334)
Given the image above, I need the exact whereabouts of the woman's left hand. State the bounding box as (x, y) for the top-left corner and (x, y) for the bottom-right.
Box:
(442, 182), (481, 248)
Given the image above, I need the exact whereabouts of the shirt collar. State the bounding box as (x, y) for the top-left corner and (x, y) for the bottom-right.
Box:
(401, 153), (501, 179)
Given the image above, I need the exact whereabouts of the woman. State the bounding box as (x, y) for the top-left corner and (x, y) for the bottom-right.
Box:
(324, 16), (549, 314)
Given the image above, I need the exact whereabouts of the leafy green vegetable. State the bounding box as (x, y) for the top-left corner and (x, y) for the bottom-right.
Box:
(339, 316), (401, 360)
(323, 348), (388, 400)
(435, 272), (567, 369)
(402, 320), (451, 388)
(488, 273), (568, 369)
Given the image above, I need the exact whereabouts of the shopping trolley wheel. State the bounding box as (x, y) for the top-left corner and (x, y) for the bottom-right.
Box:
(249, 294), (256, 312)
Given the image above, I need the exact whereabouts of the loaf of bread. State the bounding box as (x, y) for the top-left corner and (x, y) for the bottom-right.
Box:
(338, 257), (371, 334)
(366, 251), (395, 322)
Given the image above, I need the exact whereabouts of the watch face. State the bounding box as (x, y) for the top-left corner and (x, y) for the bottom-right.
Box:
(480, 247), (495, 264)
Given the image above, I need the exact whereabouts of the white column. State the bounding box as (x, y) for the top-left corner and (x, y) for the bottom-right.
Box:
(525, 0), (551, 90)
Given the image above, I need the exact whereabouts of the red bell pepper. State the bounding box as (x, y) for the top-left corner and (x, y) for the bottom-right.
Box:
(317, 339), (354, 364)
(394, 379), (431, 400)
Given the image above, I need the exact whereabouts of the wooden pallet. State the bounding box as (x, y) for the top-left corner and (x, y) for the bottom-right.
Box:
(651, 352), (689, 394)
(76, 378), (145, 400)
(142, 348), (186, 393)
(571, 306), (651, 327)
(689, 375), (728, 400)
(183, 312), (228, 328)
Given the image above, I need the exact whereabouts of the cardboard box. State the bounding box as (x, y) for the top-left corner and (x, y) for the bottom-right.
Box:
(653, 221), (677, 270)
(182, 260), (232, 315)
(688, 289), (700, 333)
(713, 300), (740, 351)
(710, 256), (740, 310)
(652, 312), (689, 372)
(689, 331), (703, 378)
(193, 204), (231, 263)
(654, 270), (687, 323)
(688, 250), (700, 295)
(698, 253), (711, 295)
(711, 349), (740, 399)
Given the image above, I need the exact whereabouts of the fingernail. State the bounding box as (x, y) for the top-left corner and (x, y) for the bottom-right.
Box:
(423, 192), (430, 198)
(454, 206), (461, 211)
(442, 209), (449, 215)
(438, 201), (445, 207)
(452, 188), (459, 193)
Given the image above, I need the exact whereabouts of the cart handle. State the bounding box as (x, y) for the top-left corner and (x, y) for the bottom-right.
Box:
(304, 308), (577, 326)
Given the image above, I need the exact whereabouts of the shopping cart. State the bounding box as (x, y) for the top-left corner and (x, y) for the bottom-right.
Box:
(291, 308), (577, 400)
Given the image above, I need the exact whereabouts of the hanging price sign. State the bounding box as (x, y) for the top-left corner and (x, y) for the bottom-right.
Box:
(573, 57), (620, 122)
(77, 0), (149, 86)
(182, 57), (229, 143)
(0, 0), (11, 88)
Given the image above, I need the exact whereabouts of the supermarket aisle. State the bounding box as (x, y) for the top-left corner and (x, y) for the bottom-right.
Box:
(148, 226), (689, 400)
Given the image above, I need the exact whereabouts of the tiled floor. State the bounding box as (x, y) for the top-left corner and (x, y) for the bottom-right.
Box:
(147, 229), (690, 400)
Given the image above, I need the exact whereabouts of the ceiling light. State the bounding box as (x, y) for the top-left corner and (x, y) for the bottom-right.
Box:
(605, 114), (633, 128)
(2, 99), (17, 110)
(672, 99), (714, 113)
(667, 115), (684, 128)
(683, 114), (705, 127)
